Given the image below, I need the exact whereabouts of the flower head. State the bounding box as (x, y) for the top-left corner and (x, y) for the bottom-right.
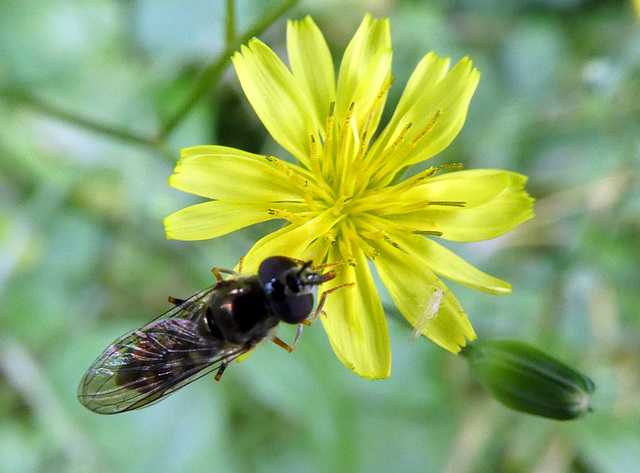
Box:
(164, 15), (534, 379)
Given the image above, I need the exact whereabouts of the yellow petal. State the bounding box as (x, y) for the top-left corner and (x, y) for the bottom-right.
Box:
(169, 146), (304, 201)
(372, 241), (477, 353)
(369, 52), (450, 158)
(397, 170), (534, 241)
(370, 56), (480, 184)
(348, 49), (392, 143)
(392, 52), (451, 116)
(287, 17), (336, 136)
(402, 57), (479, 166)
(393, 233), (512, 295)
(321, 245), (391, 379)
(232, 40), (315, 166)
(240, 208), (339, 274)
(335, 15), (391, 129)
(164, 200), (297, 241)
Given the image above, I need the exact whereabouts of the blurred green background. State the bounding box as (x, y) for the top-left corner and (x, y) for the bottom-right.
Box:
(1, 0), (639, 472)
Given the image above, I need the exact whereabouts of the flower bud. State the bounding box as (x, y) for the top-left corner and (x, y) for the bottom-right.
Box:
(462, 339), (594, 420)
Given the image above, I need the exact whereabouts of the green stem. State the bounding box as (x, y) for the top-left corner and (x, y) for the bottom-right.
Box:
(0, 86), (155, 147)
(158, 0), (300, 139)
(225, 0), (236, 44)
(0, 0), (299, 156)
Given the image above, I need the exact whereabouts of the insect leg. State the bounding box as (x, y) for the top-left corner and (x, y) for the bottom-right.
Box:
(289, 257), (309, 266)
(270, 282), (355, 354)
(271, 336), (294, 353)
(311, 260), (344, 271)
(308, 282), (355, 323)
(168, 296), (187, 306)
(214, 361), (228, 381)
(292, 323), (306, 350)
(210, 267), (237, 282)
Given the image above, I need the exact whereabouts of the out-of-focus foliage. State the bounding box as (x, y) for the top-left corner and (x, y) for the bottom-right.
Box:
(0, 1), (638, 472)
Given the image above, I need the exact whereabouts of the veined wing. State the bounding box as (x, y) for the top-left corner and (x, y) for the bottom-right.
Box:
(78, 288), (246, 414)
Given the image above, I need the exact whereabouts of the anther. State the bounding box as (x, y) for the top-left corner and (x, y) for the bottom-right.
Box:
(413, 230), (444, 236)
(266, 156), (293, 177)
(427, 201), (466, 207)
(323, 102), (336, 164)
(410, 109), (443, 147)
(268, 208), (305, 224)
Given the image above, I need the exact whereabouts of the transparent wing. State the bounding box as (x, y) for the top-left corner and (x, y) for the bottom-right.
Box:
(78, 287), (248, 414)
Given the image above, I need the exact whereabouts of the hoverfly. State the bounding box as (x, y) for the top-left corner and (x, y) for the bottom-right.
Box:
(78, 256), (341, 414)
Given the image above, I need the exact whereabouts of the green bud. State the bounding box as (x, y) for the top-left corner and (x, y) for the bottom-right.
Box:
(462, 339), (595, 420)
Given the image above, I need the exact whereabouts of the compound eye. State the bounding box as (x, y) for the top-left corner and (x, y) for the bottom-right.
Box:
(273, 294), (314, 324)
(258, 256), (298, 286)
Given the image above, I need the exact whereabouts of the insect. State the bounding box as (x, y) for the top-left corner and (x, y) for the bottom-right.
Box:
(410, 287), (445, 341)
(78, 256), (341, 414)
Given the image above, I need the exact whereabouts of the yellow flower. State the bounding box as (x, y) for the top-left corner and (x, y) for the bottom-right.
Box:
(164, 15), (534, 379)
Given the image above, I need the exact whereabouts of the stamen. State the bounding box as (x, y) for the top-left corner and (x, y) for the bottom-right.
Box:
(413, 230), (444, 236)
(361, 122), (411, 183)
(389, 122), (413, 151)
(409, 109), (442, 147)
(385, 166), (439, 194)
(302, 180), (319, 211)
(401, 163), (465, 189)
(337, 102), (357, 159)
(266, 156), (313, 193)
(322, 233), (336, 245)
(363, 244), (379, 260)
(323, 101), (336, 159)
(336, 228), (358, 267)
(338, 103), (361, 194)
(428, 201), (466, 207)
(435, 163), (464, 173)
(355, 233), (389, 259)
(268, 208), (306, 225)
(266, 155), (293, 177)
(360, 228), (404, 252)
(356, 130), (368, 161)
(369, 110), (444, 185)
(358, 78), (394, 159)
(308, 134), (323, 179)
(384, 162), (465, 197)
(337, 241), (357, 266)
(372, 77), (394, 111)
(266, 155), (334, 206)
(353, 163), (466, 213)
(381, 232), (402, 250)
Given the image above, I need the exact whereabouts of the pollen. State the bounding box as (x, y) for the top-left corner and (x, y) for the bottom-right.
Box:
(428, 201), (466, 207)
(410, 110), (442, 147)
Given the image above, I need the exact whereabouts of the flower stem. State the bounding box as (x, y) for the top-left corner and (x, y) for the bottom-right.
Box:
(158, 0), (300, 138)
(225, 0), (236, 44)
(0, 0), (300, 158)
(0, 85), (154, 147)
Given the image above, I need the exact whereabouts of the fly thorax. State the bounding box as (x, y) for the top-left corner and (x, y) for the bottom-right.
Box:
(205, 279), (278, 344)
